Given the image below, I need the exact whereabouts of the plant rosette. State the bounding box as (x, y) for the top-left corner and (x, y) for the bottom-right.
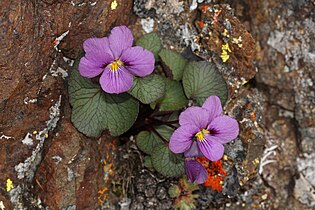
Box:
(68, 25), (239, 185)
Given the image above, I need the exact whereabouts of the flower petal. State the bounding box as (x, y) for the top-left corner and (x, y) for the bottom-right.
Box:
(185, 159), (208, 184)
(169, 125), (197, 154)
(108, 26), (134, 59)
(99, 66), (133, 94)
(120, 46), (155, 77)
(208, 115), (239, 143)
(179, 107), (210, 129)
(184, 141), (203, 157)
(83, 37), (114, 62)
(202, 96), (223, 122)
(79, 57), (104, 78)
(197, 136), (224, 161)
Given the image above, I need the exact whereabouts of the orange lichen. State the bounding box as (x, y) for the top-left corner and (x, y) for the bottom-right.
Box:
(196, 157), (226, 191)
(212, 9), (222, 26)
(98, 187), (109, 204)
(197, 21), (204, 29)
(200, 5), (209, 13)
(97, 155), (113, 205)
(52, 39), (58, 46)
(250, 111), (256, 122)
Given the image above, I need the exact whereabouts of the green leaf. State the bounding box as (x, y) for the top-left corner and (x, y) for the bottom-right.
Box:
(68, 69), (139, 137)
(154, 125), (174, 142)
(159, 49), (187, 81)
(151, 144), (185, 177)
(129, 74), (166, 104)
(183, 61), (228, 106)
(159, 80), (188, 111)
(181, 177), (200, 191)
(168, 111), (179, 121)
(168, 185), (181, 198)
(135, 33), (162, 60)
(136, 131), (163, 155)
(104, 94), (139, 136)
(150, 100), (158, 110)
(143, 156), (154, 169)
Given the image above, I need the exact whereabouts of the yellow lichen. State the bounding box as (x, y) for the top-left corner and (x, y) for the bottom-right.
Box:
(6, 179), (14, 192)
(232, 36), (243, 48)
(242, 80), (248, 86)
(220, 43), (232, 62)
(221, 43), (231, 52)
(222, 29), (229, 37)
(111, 0), (118, 10)
(220, 51), (230, 63)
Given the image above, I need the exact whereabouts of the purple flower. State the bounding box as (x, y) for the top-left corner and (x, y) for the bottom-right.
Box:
(185, 158), (208, 184)
(184, 142), (208, 184)
(79, 26), (155, 94)
(169, 96), (239, 161)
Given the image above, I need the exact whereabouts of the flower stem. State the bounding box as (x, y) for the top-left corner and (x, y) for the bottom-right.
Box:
(151, 127), (169, 143)
(150, 110), (174, 117)
(148, 117), (178, 129)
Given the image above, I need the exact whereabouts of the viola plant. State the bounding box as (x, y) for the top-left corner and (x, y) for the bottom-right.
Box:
(68, 25), (238, 188)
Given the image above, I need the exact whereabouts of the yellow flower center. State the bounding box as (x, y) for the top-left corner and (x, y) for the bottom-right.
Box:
(195, 129), (210, 141)
(109, 59), (123, 71)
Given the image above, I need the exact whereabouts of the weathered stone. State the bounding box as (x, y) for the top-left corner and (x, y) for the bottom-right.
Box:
(294, 174), (315, 208)
(258, 119), (297, 209)
(194, 4), (256, 99)
(0, 0), (134, 209)
(225, 88), (265, 186)
(228, 0), (315, 208)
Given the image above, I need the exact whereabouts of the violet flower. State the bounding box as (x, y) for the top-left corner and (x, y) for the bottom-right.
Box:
(184, 142), (208, 184)
(79, 26), (155, 94)
(169, 96), (239, 161)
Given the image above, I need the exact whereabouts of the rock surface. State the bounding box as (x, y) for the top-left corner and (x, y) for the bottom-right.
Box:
(0, 1), (134, 209)
(1, 0), (314, 209)
(131, 0), (314, 209)
(230, 0), (315, 208)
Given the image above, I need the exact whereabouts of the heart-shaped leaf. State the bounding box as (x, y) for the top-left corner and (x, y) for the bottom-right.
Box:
(136, 131), (164, 155)
(183, 61), (228, 106)
(69, 69), (139, 137)
(151, 144), (185, 177)
(159, 80), (188, 111)
(159, 49), (187, 81)
(144, 156), (154, 169)
(136, 33), (162, 60)
(129, 74), (166, 104)
(154, 125), (174, 142)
